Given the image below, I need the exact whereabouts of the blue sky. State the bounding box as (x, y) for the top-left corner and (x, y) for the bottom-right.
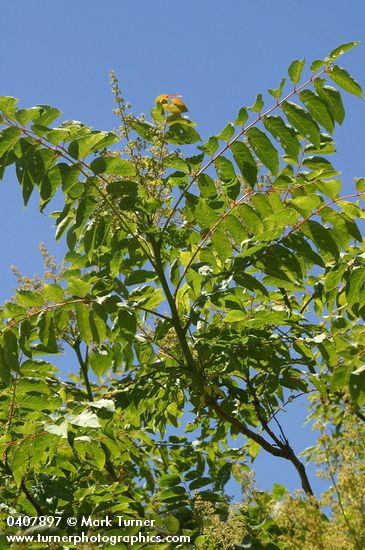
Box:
(1, 0), (364, 497)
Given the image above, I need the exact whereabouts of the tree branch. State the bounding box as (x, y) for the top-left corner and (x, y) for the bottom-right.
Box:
(73, 341), (93, 402)
(161, 68), (327, 237)
(207, 396), (314, 495)
(149, 236), (206, 389)
(20, 479), (44, 516)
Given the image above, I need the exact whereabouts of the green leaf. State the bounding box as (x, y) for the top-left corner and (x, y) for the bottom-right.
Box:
(13, 141), (39, 205)
(225, 214), (247, 243)
(249, 93), (264, 113)
(214, 156), (236, 182)
(125, 270), (157, 285)
(299, 90), (334, 134)
(44, 420), (68, 438)
(59, 163), (82, 193)
(11, 444), (30, 486)
(91, 156), (137, 176)
(68, 277), (92, 297)
(163, 515), (179, 534)
(225, 310), (246, 322)
(314, 80), (345, 124)
(281, 101), (321, 147)
(310, 59), (325, 73)
(36, 311), (58, 352)
(346, 268), (365, 307)
(268, 77), (286, 99)
(355, 178), (365, 193)
(246, 128), (279, 175)
(251, 192), (273, 218)
(302, 156), (334, 171)
(186, 153), (204, 172)
(35, 105), (62, 126)
(117, 309), (137, 343)
(263, 115), (300, 160)
(0, 347), (11, 385)
(314, 179), (341, 199)
(233, 272), (269, 297)
(159, 473), (181, 487)
(300, 220), (339, 260)
(75, 195), (98, 229)
(248, 440), (261, 458)
(90, 399), (115, 413)
(286, 234), (325, 267)
(189, 477), (212, 490)
(288, 59), (305, 86)
(0, 96), (18, 118)
(67, 410), (100, 428)
(16, 289), (44, 308)
(0, 147), (17, 181)
(165, 123), (201, 145)
(230, 141), (258, 187)
(322, 209), (361, 247)
(198, 174), (217, 197)
(234, 107), (248, 127)
(62, 221), (77, 248)
(216, 123), (235, 141)
(16, 106), (41, 125)
(272, 483), (287, 500)
(238, 203), (264, 233)
(330, 365), (351, 392)
(131, 120), (155, 139)
(89, 131), (119, 151)
(198, 136), (219, 156)
(328, 65), (363, 98)
(16, 147), (57, 207)
(211, 229), (232, 261)
(90, 349), (112, 377)
(327, 41), (360, 63)
(43, 284), (65, 302)
(151, 102), (165, 122)
(40, 164), (63, 209)
(106, 180), (138, 200)
(89, 304), (108, 344)
(46, 128), (71, 145)
(68, 132), (112, 159)
(75, 303), (93, 345)
(3, 331), (19, 372)
(194, 199), (219, 229)
(350, 365), (365, 407)
(304, 137), (337, 156)
(0, 127), (21, 157)
(165, 154), (190, 173)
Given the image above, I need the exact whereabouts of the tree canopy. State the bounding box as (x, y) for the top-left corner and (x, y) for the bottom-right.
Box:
(0, 42), (364, 549)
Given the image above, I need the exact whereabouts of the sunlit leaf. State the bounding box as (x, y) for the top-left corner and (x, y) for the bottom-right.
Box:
(288, 58), (305, 86)
(268, 77), (286, 99)
(263, 115), (300, 160)
(327, 41), (360, 63)
(230, 141), (258, 187)
(246, 127), (279, 175)
(91, 156), (137, 176)
(328, 65), (363, 98)
(299, 90), (334, 134)
(281, 101), (321, 147)
(165, 123), (201, 144)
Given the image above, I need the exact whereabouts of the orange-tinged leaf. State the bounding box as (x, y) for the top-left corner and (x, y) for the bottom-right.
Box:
(155, 93), (169, 104)
(171, 97), (188, 113)
(167, 104), (183, 114)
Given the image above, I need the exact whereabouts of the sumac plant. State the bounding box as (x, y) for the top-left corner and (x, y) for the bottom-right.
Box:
(0, 42), (364, 545)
